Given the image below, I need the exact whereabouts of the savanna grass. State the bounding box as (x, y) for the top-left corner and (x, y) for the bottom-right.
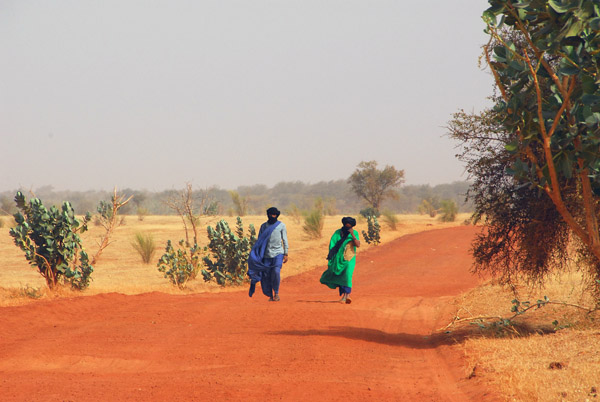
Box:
(302, 209), (324, 239)
(131, 232), (157, 264)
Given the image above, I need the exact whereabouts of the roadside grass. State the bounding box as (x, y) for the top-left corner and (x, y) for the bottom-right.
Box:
(447, 270), (600, 401)
(0, 213), (470, 306)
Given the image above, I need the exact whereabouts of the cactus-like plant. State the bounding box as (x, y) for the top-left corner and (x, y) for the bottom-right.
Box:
(362, 215), (381, 245)
(157, 240), (202, 289)
(9, 191), (93, 290)
(202, 217), (256, 286)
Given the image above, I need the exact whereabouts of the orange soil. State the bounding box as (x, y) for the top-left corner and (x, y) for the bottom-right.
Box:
(0, 226), (498, 401)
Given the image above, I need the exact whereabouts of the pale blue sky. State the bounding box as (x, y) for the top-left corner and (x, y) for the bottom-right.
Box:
(1, 1), (493, 192)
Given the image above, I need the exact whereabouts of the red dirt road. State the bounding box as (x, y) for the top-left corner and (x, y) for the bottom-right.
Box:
(0, 226), (496, 401)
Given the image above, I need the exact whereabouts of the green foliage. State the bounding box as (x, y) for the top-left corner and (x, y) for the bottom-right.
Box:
(131, 232), (156, 264)
(202, 217), (256, 286)
(381, 209), (399, 230)
(9, 192), (93, 290)
(302, 209), (324, 239)
(157, 240), (202, 289)
(478, 0), (600, 289)
(439, 200), (458, 222)
(362, 215), (381, 245)
(348, 160), (405, 211)
(359, 207), (380, 218)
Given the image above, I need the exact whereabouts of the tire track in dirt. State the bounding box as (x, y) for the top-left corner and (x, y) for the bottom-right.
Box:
(0, 226), (498, 401)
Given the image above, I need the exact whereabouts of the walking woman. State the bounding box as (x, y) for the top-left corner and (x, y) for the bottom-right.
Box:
(320, 217), (360, 304)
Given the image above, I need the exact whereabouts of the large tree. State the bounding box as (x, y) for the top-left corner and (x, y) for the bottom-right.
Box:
(452, 0), (600, 293)
(348, 161), (404, 211)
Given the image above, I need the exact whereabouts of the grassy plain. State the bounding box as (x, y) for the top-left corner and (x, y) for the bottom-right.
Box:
(0, 213), (469, 304)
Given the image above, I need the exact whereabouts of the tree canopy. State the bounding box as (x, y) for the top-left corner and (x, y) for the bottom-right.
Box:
(348, 161), (405, 211)
(451, 0), (600, 292)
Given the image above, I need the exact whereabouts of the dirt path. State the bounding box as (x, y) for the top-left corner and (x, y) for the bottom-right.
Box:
(0, 226), (497, 401)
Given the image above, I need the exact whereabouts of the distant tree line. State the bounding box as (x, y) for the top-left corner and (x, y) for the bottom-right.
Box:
(0, 181), (473, 217)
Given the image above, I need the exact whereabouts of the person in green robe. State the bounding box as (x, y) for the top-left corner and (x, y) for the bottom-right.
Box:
(320, 216), (360, 304)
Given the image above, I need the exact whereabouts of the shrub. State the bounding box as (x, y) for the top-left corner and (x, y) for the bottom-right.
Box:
(137, 207), (149, 221)
(157, 240), (202, 289)
(382, 210), (399, 231)
(302, 209), (324, 239)
(9, 191), (93, 290)
(418, 199), (438, 217)
(359, 207), (380, 218)
(132, 232), (156, 264)
(439, 200), (458, 222)
(362, 215), (381, 245)
(202, 217), (256, 286)
(203, 201), (220, 216)
(0, 217), (4, 228)
(286, 203), (302, 224)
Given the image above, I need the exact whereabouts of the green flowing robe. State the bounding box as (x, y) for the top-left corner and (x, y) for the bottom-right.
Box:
(319, 229), (358, 289)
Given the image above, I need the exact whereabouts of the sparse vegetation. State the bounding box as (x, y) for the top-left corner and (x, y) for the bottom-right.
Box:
(418, 198), (439, 218)
(136, 207), (149, 221)
(157, 240), (202, 289)
(9, 191), (93, 290)
(92, 188), (133, 265)
(302, 209), (324, 239)
(202, 217), (256, 286)
(438, 200), (458, 222)
(381, 210), (399, 231)
(131, 232), (156, 264)
(229, 190), (248, 216)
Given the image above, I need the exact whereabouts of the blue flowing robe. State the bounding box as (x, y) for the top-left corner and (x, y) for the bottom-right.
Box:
(247, 221), (281, 297)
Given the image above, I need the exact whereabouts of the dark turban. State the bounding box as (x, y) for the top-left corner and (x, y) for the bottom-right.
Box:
(266, 207), (280, 217)
(341, 217), (356, 227)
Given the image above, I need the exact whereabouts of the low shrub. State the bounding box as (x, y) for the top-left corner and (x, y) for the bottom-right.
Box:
(439, 200), (458, 222)
(157, 240), (202, 289)
(132, 232), (156, 264)
(362, 215), (381, 245)
(382, 210), (399, 230)
(302, 209), (324, 239)
(202, 217), (256, 286)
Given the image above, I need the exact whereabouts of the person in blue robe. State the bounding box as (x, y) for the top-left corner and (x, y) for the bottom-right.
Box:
(247, 207), (289, 301)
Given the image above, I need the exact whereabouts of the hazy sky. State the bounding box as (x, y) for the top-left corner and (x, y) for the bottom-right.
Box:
(1, 1), (494, 192)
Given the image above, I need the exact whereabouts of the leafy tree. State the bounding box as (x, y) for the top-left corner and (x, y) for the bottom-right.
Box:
(9, 192), (93, 290)
(348, 161), (404, 212)
(450, 1), (600, 291)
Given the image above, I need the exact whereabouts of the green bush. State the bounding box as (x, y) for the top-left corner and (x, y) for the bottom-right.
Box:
(157, 240), (202, 289)
(202, 217), (256, 286)
(362, 215), (381, 245)
(132, 232), (156, 264)
(359, 207), (380, 218)
(9, 192), (93, 290)
(439, 200), (458, 222)
(302, 209), (324, 239)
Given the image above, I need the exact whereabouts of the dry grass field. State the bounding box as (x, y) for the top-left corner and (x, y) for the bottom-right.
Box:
(448, 271), (600, 401)
(0, 213), (469, 304)
(2, 211), (599, 401)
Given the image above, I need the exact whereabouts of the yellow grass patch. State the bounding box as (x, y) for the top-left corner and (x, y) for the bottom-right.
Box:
(0, 213), (470, 305)
(447, 271), (600, 401)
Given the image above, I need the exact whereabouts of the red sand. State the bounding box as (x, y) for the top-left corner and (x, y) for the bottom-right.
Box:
(0, 226), (498, 401)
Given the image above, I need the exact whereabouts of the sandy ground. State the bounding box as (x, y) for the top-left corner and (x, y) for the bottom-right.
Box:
(0, 225), (499, 401)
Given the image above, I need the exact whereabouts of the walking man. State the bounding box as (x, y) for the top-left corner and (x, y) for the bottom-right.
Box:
(247, 207), (289, 301)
